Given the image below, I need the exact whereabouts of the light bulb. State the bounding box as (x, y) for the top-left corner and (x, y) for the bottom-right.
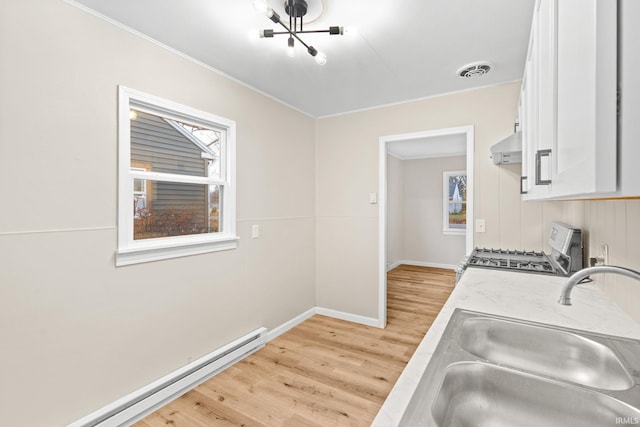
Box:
(287, 37), (295, 58)
(129, 109), (138, 120)
(253, 0), (269, 13)
(342, 26), (358, 38)
(248, 29), (261, 41)
(314, 51), (327, 65)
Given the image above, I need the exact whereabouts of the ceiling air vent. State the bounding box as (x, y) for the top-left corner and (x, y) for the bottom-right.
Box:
(457, 62), (491, 78)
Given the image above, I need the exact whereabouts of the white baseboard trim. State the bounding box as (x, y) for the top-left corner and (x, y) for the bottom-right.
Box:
(68, 306), (383, 426)
(399, 260), (457, 271)
(271, 306), (382, 330)
(316, 307), (382, 328)
(386, 260), (403, 272)
(266, 307), (316, 341)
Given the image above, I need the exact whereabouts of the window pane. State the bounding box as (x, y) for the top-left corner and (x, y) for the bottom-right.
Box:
(133, 181), (222, 240)
(133, 177), (145, 193)
(448, 202), (467, 229)
(447, 174), (467, 229)
(176, 122), (221, 180)
(130, 109), (221, 179)
(209, 186), (222, 233)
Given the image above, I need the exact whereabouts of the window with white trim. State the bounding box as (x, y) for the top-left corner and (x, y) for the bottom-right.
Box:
(443, 170), (467, 235)
(117, 87), (237, 266)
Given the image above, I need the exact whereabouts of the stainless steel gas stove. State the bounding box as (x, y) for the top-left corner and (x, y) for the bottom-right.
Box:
(457, 222), (583, 282)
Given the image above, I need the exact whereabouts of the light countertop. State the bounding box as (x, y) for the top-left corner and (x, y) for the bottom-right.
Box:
(371, 267), (640, 427)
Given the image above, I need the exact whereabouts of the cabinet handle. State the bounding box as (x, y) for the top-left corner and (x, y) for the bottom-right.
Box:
(521, 176), (528, 194)
(535, 149), (552, 185)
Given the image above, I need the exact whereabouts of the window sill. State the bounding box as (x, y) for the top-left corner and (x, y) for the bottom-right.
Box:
(116, 235), (239, 266)
(443, 229), (467, 236)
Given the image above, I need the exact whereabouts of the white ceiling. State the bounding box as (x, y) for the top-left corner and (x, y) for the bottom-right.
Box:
(69, 0), (535, 118)
(387, 133), (467, 160)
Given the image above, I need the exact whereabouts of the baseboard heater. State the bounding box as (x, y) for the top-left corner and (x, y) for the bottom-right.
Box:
(68, 327), (268, 427)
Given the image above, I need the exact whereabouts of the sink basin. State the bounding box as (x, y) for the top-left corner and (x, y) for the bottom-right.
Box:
(458, 317), (634, 390)
(432, 362), (640, 427)
(400, 309), (640, 426)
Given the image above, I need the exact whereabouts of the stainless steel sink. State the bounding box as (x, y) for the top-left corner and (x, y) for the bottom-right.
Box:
(458, 317), (634, 390)
(432, 362), (640, 427)
(400, 309), (640, 426)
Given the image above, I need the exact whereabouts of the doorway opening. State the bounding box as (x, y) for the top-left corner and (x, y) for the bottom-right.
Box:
(377, 126), (474, 327)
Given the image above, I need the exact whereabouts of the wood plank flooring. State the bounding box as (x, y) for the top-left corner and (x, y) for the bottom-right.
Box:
(134, 265), (455, 427)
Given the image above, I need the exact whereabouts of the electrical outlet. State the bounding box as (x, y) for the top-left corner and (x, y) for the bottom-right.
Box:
(252, 224), (260, 239)
(476, 219), (486, 233)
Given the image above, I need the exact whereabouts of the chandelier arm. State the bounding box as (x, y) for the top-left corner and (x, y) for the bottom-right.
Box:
(276, 21), (312, 51)
(290, 32), (311, 51)
(289, 5), (293, 34)
(269, 29), (332, 35)
(296, 29), (332, 34)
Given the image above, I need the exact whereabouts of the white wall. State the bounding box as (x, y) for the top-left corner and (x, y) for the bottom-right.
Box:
(316, 82), (546, 319)
(0, 1), (316, 425)
(402, 156), (466, 267)
(572, 199), (640, 322)
(386, 155), (467, 269)
(385, 154), (404, 268)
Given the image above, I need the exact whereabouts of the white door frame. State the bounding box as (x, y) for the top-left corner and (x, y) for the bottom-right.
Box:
(377, 125), (474, 327)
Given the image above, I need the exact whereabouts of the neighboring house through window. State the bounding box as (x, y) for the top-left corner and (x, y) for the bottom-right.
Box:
(117, 86), (237, 266)
(443, 170), (467, 234)
(132, 166), (148, 219)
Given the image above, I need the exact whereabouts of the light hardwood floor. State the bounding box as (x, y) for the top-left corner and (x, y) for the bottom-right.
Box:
(135, 265), (455, 426)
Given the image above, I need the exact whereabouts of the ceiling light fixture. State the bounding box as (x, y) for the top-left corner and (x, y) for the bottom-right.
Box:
(254, 0), (345, 65)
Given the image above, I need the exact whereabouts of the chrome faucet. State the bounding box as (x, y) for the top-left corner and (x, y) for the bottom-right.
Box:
(558, 265), (640, 305)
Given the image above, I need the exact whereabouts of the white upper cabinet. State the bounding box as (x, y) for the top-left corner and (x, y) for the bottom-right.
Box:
(520, 0), (618, 200)
(616, 0), (640, 198)
(554, 0), (617, 196)
(521, 0), (554, 199)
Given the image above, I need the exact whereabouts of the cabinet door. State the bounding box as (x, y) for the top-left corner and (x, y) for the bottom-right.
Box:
(616, 0), (640, 196)
(553, 0), (617, 196)
(520, 86), (530, 196)
(535, 0), (555, 189)
(521, 77), (533, 196)
(522, 58), (547, 198)
(522, 0), (553, 199)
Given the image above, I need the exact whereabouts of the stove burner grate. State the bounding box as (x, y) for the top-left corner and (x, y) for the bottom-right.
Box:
(467, 247), (558, 275)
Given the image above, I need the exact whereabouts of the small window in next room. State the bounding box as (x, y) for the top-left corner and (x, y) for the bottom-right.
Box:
(443, 170), (467, 235)
(117, 86), (237, 266)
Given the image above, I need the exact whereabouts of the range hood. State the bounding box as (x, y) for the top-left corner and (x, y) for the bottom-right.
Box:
(490, 131), (522, 165)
